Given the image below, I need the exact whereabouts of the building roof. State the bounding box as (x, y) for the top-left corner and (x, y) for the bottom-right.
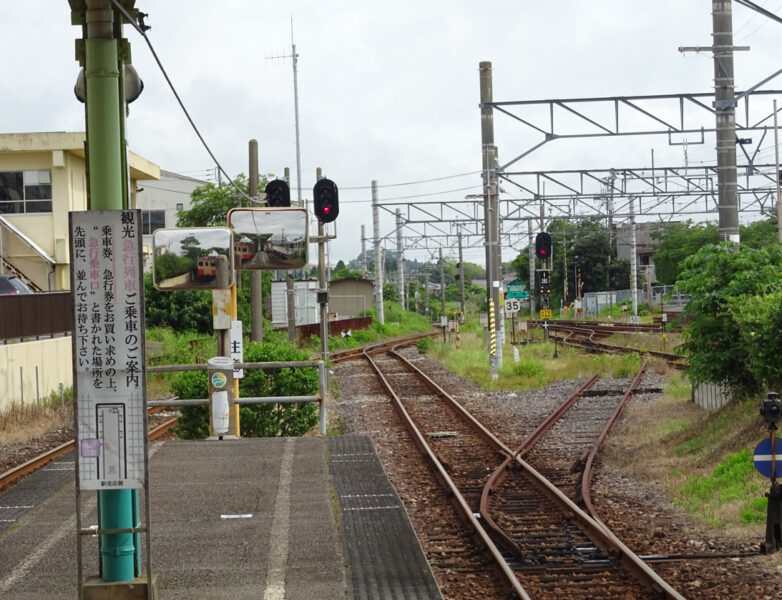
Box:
(330, 276), (373, 284)
(0, 132), (159, 181)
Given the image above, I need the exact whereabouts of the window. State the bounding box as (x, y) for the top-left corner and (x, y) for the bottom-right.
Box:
(142, 210), (166, 235)
(176, 202), (184, 211)
(0, 170), (52, 213)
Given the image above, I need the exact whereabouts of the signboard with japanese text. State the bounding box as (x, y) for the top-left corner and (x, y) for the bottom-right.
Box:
(539, 309), (552, 319)
(230, 320), (244, 379)
(70, 210), (147, 491)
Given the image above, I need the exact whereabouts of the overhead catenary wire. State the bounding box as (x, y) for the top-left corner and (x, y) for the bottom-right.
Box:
(340, 170), (482, 190)
(110, 0), (260, 205)
(340, 184), (484, 203)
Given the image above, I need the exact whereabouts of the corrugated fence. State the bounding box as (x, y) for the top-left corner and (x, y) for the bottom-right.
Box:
(0, 291), (72, 342)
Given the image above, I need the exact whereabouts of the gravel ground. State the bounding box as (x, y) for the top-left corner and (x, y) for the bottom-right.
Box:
(332, 346), (782, 599)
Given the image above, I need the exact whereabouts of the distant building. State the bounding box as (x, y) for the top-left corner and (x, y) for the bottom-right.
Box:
(271, 279), (319, 328)
(135, 170), (207, 270)
(329, 277), (373, 317)
(615, 221), (678, 283)
(0, 132), (159, 290)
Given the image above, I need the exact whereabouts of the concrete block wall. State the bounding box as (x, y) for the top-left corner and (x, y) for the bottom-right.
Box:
(0, 337), (72, 412)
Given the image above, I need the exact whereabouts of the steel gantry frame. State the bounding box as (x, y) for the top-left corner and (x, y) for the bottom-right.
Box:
(373, 158), (780, 256)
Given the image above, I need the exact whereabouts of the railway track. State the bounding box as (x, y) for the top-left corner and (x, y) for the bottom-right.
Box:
(363, 344), (685, 599)
(0, 407), (178, 492)
(530, 320), (688, 368)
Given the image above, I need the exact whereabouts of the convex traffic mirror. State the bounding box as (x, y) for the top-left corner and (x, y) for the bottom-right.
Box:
(228, 207), (308, 270)
(152, 227), (234, 291)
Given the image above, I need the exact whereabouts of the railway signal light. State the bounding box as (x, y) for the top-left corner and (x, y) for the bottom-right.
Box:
(264, 179), (291, 207)
(313, 178), (339, 223)
(761, 392), (782, 424)
(535, 232), (552, 259)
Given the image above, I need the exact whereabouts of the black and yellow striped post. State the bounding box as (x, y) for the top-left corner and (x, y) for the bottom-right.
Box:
(488, 299), (498, 380)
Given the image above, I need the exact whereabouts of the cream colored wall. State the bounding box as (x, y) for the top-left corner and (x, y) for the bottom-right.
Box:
(0, 149), (79, 290)
(0, 338), (72, 413)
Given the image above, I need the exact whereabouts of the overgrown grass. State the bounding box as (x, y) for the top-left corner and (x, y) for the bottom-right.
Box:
(146, 327), (214, 398)
(424, 329), (644, 391)
(0, 387), (73, 445)
(675, 450), (766, 526)
(422, 320), (773, 535)
(303, 303), (432, 353)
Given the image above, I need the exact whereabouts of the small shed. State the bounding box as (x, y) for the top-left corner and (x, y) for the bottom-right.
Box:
(329, 277), (374, 317)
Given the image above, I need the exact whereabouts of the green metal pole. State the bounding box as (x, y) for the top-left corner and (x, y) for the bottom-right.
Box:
(84, 1), (136, 581)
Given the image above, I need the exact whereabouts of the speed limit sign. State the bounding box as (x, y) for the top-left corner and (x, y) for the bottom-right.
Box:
(504, 298), (522, 314)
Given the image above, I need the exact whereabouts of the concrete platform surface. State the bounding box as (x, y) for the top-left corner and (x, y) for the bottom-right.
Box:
(0, 436), (441, 600)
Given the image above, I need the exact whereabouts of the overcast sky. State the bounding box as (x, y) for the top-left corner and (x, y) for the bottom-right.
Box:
(4, 1), (782, 266)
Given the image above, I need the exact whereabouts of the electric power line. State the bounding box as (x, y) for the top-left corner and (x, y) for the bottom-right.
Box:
(110, 0), (261, 205)
(340, 170), (482, 190)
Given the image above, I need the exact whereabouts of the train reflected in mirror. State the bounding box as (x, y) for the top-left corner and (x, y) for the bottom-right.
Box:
(228, 207), (308, 270)
(152, 227), (234, 291)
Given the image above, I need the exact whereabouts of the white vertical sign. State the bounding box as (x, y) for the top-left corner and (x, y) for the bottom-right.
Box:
(70, 210), (146, 490)
(230, 320), (244, 379)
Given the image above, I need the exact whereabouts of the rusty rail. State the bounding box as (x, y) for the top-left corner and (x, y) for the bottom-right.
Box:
(0, 412), (178, 492)
(581, 361), (647, 523)
(362, 344), (531, 599)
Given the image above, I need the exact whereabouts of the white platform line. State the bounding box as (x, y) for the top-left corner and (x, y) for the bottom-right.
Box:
(263, 438), (294, 600)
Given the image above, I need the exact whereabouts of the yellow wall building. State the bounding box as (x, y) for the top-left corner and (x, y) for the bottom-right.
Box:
(0, 132), (159, 290)
(0, 132), (159, 411)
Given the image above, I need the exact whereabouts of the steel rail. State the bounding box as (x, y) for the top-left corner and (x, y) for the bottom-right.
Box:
(541, 322), (688, 367)
(0, 413), (178, 491)
(477, 374), (600, 557)
(477, 365), (686, 599)
(330, 331), (433, 364)
(512, 454), (687, 600)
(374, 345), (685, 598)
(581, 362), (648, 524)
(362, 345), (531, 600)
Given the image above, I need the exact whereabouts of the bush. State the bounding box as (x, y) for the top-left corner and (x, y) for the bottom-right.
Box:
(416, 337), (434, 353)
(171, 371), (210, 439)
(144, 273), (213, 333)
(612, 353), (642, 378)
(170, 338), (320, 439)
(514, 356), (545, 378)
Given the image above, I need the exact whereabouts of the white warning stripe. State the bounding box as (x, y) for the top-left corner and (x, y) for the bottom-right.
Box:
(754, 454), (782, 461)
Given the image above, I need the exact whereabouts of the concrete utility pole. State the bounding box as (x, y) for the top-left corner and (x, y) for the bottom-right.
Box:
(361, 224), (368, 276)
(775, 100), (782, 242)
(291, 27), (303, 207)
(528, 219), (536, 316)
(396, 209), (405, 310)
(680, 1), (742, 242)
(248, 139), (263, 342)
(372, 180), (384, 324)
(424, 266), (430, 316)
(712, 0), (740, 242)
(286, 273), (296, 342)
(439, 248), (446, 317)
(480, 61), (502, 373)
(458, 229), (465, 318)
(630, 196), (639, 316)
(316, 168), (328, 362)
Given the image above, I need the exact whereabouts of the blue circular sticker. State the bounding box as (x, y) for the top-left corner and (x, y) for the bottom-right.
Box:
(211, 372), (227, 388)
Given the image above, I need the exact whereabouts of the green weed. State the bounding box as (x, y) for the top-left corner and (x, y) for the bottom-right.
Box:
(675, 449), (766, 526)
